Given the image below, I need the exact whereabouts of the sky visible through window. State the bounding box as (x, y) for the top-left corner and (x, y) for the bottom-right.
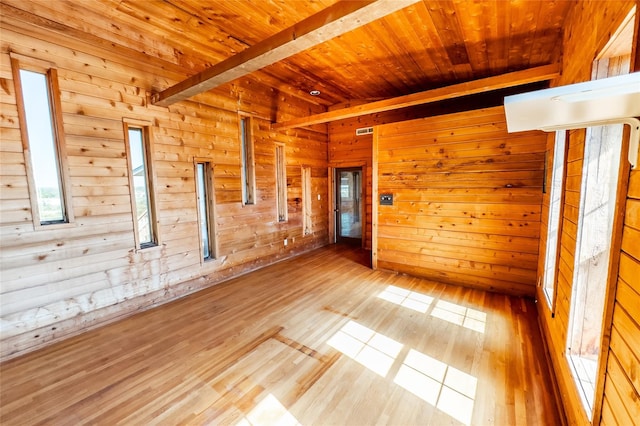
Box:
(128, 127), (153, 245)
(20, 69), (64, 222)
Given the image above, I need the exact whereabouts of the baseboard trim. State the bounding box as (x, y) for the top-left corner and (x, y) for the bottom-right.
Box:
(1, 242), (327, 362)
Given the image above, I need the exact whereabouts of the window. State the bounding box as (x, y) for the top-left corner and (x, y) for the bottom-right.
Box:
(275, 144), (287, 222)
(567, 124), (624, 414)
(564, 11), (633, 417)
(195, 161), (216, 260)
(543, 131), (567, 307)
(302, 166), (312, 235)
(125, 124), (157, 249)
(240, 116), (256, 205)
(12, 56), (72, 226)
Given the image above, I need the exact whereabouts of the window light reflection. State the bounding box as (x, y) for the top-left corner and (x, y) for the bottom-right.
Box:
(327, 320), (403, 377)
(236, 393), (301, 426)
(394, 349), (477, 426)
(377, 285), (434, 313)
(430, 300), (486, 333)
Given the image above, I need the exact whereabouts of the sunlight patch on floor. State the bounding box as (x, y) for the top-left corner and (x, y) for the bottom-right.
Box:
(377, 285), (434, 313)
(431, 300), (487, 333)
(327, 320), (403, 377)
(394, 349), (477, 425)
(236, 393), (300, 426)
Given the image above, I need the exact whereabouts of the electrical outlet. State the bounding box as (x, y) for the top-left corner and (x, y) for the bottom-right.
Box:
(284, 238), (288, 246)
(317, 194), (321, 200)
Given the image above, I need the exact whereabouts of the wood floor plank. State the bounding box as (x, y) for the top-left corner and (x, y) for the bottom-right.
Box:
(0, 245), (560, 425)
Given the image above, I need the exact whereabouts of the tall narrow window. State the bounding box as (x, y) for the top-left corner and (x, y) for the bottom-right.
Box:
(196, 161), (216, 260)
(567, 124), (623, 414)
(302, 166), (312, 235)
(275, 145), (287, 222)
(12, 57), (72, 226)
(543, 131), (567, 307)
(240, 116), (256, 205)
(125, 125), (157, 249)
(564, 12), (633, 417)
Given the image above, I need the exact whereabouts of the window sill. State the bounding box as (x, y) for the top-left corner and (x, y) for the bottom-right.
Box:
(135, 243), (163, 254)
(33, 221), (76, 232)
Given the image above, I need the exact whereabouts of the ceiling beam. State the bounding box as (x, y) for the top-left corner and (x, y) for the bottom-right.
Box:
(151, 0), (420, 107)
(272, 64), (560, 129)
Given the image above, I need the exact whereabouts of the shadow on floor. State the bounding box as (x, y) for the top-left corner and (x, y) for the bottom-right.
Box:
(330, 243), (371, 268)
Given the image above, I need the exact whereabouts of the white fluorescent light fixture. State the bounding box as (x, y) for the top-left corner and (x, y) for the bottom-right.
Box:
(504, 72), (640, 169)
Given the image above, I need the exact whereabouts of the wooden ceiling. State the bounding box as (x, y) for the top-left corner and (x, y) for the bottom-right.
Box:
(3, 0), (574, 107)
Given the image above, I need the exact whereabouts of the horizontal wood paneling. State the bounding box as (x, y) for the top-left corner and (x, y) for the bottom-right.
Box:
(534, 2), (639, 425)
(375, 106), (546, 296)
(328, 118), (373, 249)
(0, 9), (329, 359)
(604, 165), (640, 426)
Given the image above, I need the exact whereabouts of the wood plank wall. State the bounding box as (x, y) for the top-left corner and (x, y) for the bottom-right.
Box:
(326, 102), (511, 250)
(328, 118), (373, 248)
(374, 106), (547, 297)
(535, 1), (640, 424)
(0, 5), (329, 359)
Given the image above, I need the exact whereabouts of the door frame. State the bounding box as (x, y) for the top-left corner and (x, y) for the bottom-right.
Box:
(328, 164), (366, 248)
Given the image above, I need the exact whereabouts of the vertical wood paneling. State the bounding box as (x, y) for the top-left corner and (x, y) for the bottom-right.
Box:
(375, 106), (547, 296)
(535, 2), (639, 425)
(0, 13), (329, 359)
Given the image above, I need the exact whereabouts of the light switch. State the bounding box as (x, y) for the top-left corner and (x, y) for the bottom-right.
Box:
(380, 193), (393, 205)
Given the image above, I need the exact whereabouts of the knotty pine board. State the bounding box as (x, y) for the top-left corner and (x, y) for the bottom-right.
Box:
(375, 106), (546, 297)
(0, 18), (329, 359)
(328, 118), (373, 249)
(534, 2), (639, 425)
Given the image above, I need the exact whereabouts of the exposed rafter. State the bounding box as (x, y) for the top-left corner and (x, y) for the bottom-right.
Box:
(151, 0), (421, 107)
(272, 64), (560, 129)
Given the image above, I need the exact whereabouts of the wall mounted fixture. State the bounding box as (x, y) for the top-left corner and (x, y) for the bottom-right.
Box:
(504, 72), (640, 168)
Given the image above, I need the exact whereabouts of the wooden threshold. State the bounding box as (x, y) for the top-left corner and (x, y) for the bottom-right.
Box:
(0, 245), (561, 425)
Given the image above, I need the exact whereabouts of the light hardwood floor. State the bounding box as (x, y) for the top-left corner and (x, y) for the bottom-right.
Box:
(0, 245), (560, 425)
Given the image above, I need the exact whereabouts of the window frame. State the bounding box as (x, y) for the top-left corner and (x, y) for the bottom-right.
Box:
(123, 119), (159, 250)
(11, 53), (74, 229)
(275, 144), (287, 223)
(239, 114), (256, 206)
(194, 159), (217, 261)
(302, 165), (312, 236)
(565, 123), (628, 421)
(542, 130), (569, 312)
(563, 17), (635, 421)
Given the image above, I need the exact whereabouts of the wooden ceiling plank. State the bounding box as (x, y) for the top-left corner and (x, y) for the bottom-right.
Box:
(0, 2), (328, 112)
(453, 0), (489, 75)
(389, 8), (438, 85)
(403, 2), (452, 83)
(295, 25), (394, 99)
(272, 64), (559, 129)
(482, 1), (502, 72)
(266, 61), (352, 104)
(426, 0), (470, 69)
(375, 19), (425, 92)
(151, 0), (420, 107)
(506, 1), (540, 69)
